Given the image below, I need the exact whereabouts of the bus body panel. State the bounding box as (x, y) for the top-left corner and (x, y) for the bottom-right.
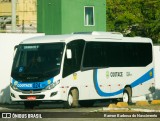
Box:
(10, 32), (155, 106)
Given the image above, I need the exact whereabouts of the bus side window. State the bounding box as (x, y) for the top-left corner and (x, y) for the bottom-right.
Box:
(63, 40), (85, 78)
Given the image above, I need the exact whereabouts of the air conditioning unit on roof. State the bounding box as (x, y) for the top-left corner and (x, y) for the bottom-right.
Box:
(92, 31), (123, 38)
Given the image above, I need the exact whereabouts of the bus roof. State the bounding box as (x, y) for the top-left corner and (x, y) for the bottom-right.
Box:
(20, 31), (152, 44)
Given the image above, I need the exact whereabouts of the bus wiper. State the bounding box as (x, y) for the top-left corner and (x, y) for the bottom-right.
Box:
(43, 68), (60, 76)
(18, 72), (43, 77)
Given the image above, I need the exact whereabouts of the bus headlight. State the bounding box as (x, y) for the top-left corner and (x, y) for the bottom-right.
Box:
(10, 83), (19, 91)
(45, 80), (60, 90)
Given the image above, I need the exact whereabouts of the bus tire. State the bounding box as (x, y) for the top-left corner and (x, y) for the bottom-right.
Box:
(123, 88), (132, 104)
(63, 89), (79, 108)
(71, 89), (79, 107)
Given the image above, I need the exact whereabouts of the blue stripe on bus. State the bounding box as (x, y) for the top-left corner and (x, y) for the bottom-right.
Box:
(130, 68), (154, 88)
(93, 68), (154, 97)
(12, 78), (54, 90)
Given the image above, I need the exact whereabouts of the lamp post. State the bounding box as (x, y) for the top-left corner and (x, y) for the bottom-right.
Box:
(12, 0), (17, 32)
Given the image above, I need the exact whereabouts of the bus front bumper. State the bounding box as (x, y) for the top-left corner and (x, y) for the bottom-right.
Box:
(10, 87), (63, 102)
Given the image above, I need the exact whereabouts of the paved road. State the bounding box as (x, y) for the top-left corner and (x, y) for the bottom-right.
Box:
(0, 102), (160, 121)
(0, 104), (103, 112)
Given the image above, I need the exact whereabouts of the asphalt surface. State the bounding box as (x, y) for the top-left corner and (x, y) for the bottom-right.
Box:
(0, 102), (160, 121)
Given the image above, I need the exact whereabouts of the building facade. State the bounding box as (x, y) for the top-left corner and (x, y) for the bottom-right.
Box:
(0, 0), (106, 34)
(0, 0), (37, 32)
(37, 0), (106, 35)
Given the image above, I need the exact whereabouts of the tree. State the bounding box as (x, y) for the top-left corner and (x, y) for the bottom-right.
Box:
(106, 0), (160, 43)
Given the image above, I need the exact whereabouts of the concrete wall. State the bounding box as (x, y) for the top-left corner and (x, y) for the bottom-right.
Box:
(17, 0), (37, 25)
(0, 33), (44, 104)
(154, 45), (160, 89)
(0, 3), (11, 16)
(0, 0), (36, 25)
(153, 45), (160, 99)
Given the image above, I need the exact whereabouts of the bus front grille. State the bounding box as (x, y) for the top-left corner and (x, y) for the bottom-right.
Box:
(19, 95), (45, 99)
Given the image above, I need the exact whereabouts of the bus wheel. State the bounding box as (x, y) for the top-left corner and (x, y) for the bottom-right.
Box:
(64, 89), (79, 108)
(24, 101), (34, 109)
(123, 88), (132, 104)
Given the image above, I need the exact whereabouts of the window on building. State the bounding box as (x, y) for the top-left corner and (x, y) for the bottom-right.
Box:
(84, 6), (95, 26)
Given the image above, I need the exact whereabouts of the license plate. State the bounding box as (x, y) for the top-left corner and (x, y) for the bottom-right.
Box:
(27, 96), (36, 100)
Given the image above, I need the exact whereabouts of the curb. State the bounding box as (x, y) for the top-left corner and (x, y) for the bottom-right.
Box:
(116, 102), (128, 107)
(151, 100), (160, 105)
(108, 104), (118, 108)
(135, 101), (150, 106)
(103, 107), (160, 112)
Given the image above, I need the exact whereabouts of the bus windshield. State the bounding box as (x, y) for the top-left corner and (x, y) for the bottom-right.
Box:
(11, 43), (65, 82)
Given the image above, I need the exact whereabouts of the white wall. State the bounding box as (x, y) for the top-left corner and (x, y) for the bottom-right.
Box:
(153, 45), (160, 99)
(154, 45), (160, 89)
(0, 33), (44, 104)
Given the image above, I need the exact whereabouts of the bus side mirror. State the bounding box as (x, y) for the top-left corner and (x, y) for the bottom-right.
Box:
(67, 49), (72, 59)
(14, 45), (19, 50)
(13, 45), (18, 58)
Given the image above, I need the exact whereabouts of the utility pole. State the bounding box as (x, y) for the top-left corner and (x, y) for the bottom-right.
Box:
(12, 0), (17, 32)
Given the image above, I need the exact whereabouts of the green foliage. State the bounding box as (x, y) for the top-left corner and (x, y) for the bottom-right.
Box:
(106, 0), (160, 43)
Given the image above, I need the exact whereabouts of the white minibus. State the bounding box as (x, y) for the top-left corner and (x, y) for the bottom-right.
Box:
(10, 32), (155, 108)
